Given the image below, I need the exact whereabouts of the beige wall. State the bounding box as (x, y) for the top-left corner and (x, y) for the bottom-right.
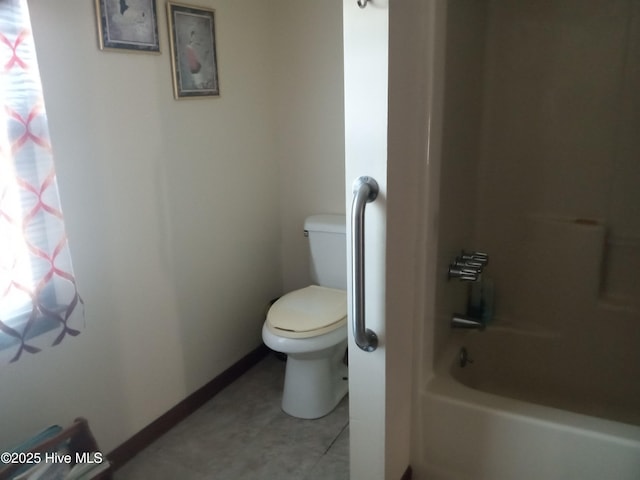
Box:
(430, 0), (639, 339)
(425, 0), (640, 420)
(273, 0), (346, 293)
(0, 0), (344, 453)
(477, 0), (640, 326)
(602, 1), (640, 306)
(433, 0), (488, 362)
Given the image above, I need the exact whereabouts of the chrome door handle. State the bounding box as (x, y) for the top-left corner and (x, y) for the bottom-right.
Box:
(351, 176), (379, 352)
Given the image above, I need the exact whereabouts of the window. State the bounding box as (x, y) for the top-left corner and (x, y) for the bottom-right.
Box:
(0, 0), (83, 365)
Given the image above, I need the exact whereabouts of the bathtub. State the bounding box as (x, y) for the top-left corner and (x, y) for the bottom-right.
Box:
(419, 329), (640, 480)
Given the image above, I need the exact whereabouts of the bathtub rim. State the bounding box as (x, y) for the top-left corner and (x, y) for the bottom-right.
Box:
(425, 333), (640, 446)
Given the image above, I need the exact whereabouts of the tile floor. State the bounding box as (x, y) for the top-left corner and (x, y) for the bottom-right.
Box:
(115, 353), (350, 480)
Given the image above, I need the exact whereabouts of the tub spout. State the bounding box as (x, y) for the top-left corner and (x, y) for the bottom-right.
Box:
(451, 314), (485, 330)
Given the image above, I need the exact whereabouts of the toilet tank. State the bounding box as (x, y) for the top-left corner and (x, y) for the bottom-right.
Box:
(304, 214), (347, 290)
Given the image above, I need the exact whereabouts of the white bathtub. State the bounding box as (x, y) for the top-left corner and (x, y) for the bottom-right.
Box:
(420, 330), (640, 480)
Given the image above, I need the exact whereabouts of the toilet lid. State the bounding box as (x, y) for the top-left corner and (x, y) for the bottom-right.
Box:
(267, 285), (347, 339)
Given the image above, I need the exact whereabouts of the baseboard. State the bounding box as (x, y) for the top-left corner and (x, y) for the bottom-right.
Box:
(107, 343), (270, 470)
(401, 465), (413, 480)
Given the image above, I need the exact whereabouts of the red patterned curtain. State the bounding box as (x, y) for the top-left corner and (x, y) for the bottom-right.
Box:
(0, 0), (83, 364)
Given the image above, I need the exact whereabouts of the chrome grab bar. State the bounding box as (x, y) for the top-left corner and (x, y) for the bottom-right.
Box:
(351, 176), (379, 352)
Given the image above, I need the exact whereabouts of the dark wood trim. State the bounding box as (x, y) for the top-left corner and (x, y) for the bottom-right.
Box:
(400, 465), (413, 480)
(107, 344), (270, 470)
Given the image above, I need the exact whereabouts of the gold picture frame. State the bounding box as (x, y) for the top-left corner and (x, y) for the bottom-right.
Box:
(167, 2), (220, 99)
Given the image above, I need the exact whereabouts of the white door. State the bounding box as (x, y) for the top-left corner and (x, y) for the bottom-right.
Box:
(344, 1), (435, 479)
(343, 2), (389, 479)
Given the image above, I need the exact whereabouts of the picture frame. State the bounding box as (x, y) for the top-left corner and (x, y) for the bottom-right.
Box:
(95, 0), (160, 53)
(167, 2), (220, 99)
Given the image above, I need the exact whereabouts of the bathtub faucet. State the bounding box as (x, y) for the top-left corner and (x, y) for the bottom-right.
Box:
(448, 250), (489, 282)
(451, 313), (485, 330)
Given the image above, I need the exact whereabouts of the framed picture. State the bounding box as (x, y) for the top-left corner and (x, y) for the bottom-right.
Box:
(95, 0), (160, 52)
(167, 3), (220, 99)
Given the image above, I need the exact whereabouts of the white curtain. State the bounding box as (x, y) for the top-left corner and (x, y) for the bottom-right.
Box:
(0, 0), (84, 365)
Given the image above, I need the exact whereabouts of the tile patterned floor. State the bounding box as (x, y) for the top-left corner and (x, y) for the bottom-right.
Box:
(115, 354), (349, 480)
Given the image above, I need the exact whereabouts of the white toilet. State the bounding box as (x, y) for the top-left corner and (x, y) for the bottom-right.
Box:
(262, 214), (348, 419)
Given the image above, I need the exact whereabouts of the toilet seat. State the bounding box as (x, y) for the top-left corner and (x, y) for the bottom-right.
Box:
(267, 285), (347, 339)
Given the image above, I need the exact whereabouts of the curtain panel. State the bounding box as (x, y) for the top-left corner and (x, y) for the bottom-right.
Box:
(0, 0), (84, 365)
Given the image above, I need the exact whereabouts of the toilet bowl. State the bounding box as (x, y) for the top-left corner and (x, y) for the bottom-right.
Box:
(262, 285), (348, 419)
(262, 214), (348, 419)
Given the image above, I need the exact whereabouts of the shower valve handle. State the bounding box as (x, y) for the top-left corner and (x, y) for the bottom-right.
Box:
(461, 251), (489, 267)
(453, 257), (483, 270)
(448, 265), (479, 282)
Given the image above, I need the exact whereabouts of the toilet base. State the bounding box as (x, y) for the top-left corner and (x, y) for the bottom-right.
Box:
(281, 339), (348, 419)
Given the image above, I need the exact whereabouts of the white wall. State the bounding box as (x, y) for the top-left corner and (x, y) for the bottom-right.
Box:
(343, 0), (389, 472)
(273, 0), (346, 293)
(0, 0), (344, 454)
(387, 1), (435, 478)
(343, 2), (389, 478)
(343, 0), (432, 478)
(406, 1), (488, 477)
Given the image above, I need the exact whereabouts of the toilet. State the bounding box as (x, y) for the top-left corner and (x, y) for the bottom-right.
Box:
(262, 214), (348, 419)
